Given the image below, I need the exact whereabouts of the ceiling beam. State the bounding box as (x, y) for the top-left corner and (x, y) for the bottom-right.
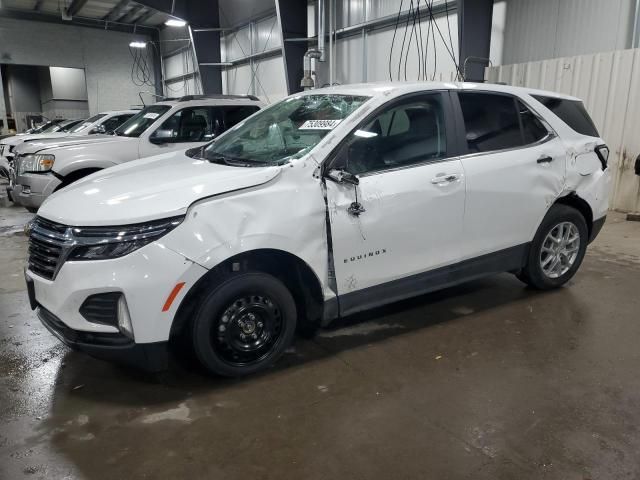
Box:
(133, 9), (157, 25)
(103, 0), (130, 21)
(118, 4), (144, 23)
(0, 7), (157, 33)
(66, 0), (90, 17)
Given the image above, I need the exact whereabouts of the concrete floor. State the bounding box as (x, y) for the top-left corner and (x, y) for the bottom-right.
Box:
(2, 191), (640, 480)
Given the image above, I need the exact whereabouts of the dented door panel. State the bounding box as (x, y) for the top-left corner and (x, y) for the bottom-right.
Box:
(460, 136), (567, 259)
(326, 159), (466, 295)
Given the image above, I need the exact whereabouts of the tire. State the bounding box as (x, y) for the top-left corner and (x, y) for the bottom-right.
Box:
(191, 272), (297, 377)
(26, 207), (38, 214)
(517, 204), (588, 290)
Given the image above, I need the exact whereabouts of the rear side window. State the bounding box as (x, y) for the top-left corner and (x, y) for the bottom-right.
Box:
(518, 100), (548, 144)
(458, 93), (522, 152)
(532, 95), (599, 137)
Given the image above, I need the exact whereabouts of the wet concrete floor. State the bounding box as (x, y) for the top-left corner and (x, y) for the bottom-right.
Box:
(1, 196), (640, 479)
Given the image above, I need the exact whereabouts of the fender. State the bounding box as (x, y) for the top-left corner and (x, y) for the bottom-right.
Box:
(53, 156), (118, 177)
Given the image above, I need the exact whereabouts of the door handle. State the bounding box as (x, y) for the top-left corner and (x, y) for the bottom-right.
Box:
(431, 173), (460, 184)
(537, 155), (553, 164)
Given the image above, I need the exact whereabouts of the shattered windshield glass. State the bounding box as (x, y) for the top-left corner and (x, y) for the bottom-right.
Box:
(202, 94), (370, 166)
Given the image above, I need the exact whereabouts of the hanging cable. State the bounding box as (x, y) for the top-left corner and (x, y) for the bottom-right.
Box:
(403, 0), (416, 81)
(397, 0), (413, 80)
(443, 0), (459, 80)
(388, 0), (404, 81)
(423, 0), (463, 79)
(415, 1), (425, 80)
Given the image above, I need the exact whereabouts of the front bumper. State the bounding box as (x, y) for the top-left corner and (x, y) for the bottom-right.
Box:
(26, 240), (208, 370)
(38, 306), (169, 371)
(11, 171), (61, 209)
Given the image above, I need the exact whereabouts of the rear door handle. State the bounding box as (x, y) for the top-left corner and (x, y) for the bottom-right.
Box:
(431, 173), (460, 184)
(537, 155), (553, 164)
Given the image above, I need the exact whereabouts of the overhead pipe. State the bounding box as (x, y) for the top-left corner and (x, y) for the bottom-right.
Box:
(318, 0), (326, 61)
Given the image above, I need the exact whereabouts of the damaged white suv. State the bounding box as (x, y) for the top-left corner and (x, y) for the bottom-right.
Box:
(25, 82), (610, 376)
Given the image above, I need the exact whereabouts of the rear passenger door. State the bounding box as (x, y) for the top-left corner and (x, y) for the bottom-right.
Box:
(455, 91), (567, 260)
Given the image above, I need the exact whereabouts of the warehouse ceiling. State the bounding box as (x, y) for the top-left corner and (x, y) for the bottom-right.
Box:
(0, 0), (171, 29)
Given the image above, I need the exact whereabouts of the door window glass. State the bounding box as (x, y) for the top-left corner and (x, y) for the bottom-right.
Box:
(340, 95), (447, 175)
(151, 107), (213, 143)
(518, 101), (549, 144)
(458, 93), (522, 152)
(222, 105), (260, 129)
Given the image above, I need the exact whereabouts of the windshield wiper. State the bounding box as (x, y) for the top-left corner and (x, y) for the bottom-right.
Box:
(207, 155), (273, 167)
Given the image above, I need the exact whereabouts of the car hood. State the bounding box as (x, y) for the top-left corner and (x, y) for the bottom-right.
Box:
(16, 134), (115, 154)
(1, 132), (68, 146)
(38, 151), (282, 226)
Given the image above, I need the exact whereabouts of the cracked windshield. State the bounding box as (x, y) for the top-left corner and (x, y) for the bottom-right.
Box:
(202, 94), (370, 165)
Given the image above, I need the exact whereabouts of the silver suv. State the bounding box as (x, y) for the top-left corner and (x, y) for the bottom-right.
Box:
(10, 95), (263, 212)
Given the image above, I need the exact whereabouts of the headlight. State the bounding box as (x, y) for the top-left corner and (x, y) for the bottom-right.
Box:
(18, 154), (55, 174)
(67, 216), (184, 261)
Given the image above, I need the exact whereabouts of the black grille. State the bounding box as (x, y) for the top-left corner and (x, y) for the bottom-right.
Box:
(27, 217), (69, 280)
(80, 293), (120, 327)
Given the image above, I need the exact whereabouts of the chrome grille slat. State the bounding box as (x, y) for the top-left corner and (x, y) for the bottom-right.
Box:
(27, 217), (70, 280)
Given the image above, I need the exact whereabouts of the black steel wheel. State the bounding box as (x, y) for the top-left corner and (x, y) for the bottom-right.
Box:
(192, 272), (297, 377)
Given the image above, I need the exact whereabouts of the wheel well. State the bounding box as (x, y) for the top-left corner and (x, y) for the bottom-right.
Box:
(54, 168), (102, 191)
(554, 193), (593, 236)
(170, 249), (325, 340)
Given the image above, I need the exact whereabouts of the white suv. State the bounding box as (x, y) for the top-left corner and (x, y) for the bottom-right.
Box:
(25, 82), (610, 376)
(10, 96), (263, 211)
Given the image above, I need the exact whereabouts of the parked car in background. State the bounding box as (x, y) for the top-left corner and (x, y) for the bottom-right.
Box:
(0, 119), (84, 164)
(25, 82), (609, 376)
(10, 95), (263, 212)
(13, 110), (138, 156)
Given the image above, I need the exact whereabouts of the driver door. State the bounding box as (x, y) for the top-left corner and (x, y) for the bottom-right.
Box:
(324, 92), (466, 315)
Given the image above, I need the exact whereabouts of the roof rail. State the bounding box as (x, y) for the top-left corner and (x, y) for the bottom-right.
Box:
(177, 94), (260, 102)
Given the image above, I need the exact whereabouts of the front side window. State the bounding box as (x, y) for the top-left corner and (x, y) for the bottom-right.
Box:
(151, 107), (213, 143)
(115, 105), (171, 138)
(202, 94), (369, 165)
(337, 94), (447, 175)
(459, 93), (522, 153)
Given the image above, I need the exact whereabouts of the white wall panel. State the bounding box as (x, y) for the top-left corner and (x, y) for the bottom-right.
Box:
(254, 15), (282, 52)
(502, 0), (634, 64)
(487, 49), (640, 212)
(223, 56), (287, 104)
(223, 25), (253, 62)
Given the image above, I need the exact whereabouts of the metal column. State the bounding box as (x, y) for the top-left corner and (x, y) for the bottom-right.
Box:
(137, 0), (223, 94)
(457, 0), (494, 82)
(275, 0), (308, 95)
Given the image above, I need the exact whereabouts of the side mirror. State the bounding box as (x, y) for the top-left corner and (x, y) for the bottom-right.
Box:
(150, 129), (174, 144)
(91, 124), (107, 135)
(326, 168), (359, 185)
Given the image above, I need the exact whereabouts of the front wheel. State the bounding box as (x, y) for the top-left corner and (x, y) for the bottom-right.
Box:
(517, 204), (588, 290)
(191, 272), (297, 377)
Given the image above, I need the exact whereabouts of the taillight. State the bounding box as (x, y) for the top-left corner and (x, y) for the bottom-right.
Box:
(594, 144), (609, 170)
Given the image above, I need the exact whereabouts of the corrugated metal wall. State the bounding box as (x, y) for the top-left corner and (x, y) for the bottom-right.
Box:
(313, 0), (506, 86)
(501, 0), (634, 64)
(221, 13), (287, 103)
(487, 49), (640, 213)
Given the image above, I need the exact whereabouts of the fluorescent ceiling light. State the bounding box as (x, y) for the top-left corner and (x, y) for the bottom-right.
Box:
(165, 19), (187, 27)
(129, 41), (147, 48)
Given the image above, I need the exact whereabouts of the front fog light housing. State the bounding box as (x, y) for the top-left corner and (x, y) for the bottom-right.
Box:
(117, 295), (134, 339)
